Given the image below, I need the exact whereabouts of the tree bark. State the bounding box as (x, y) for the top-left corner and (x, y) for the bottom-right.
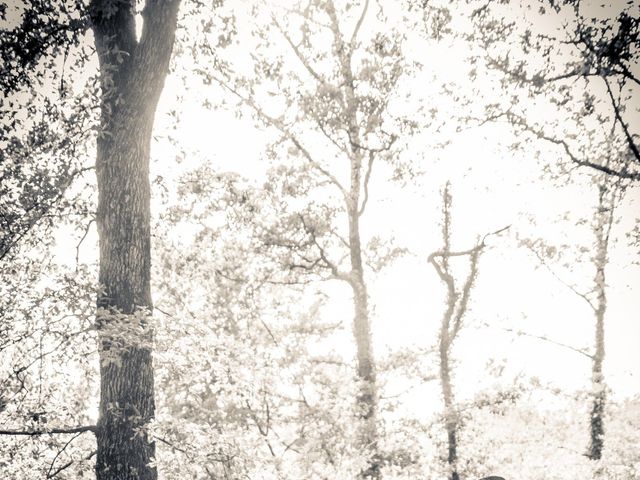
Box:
(587, 185), (612, 462)
(90, 1), (180, 479)
(348, 204), (380, 479)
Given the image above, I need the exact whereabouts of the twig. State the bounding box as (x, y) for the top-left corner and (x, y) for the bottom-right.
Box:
(154, 435), (191, 456)
(75, 218), (95, 270)
(521, 241), (596, 311)
(485, 322), (592, 359)
(47, 432), (82, 478)
(272, 16), (327, 85)
(350, 0), (370, 47)
(47, 450), (96, 479)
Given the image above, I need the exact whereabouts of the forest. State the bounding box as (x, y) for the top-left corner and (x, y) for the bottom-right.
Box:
(0, 0), (639, 479)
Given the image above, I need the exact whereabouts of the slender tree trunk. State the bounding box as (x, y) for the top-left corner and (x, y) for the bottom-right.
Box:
(429, 184), (486, 480)
(90, 1), (180, 478)
(587, 186), (611, 461)
(439, 332), (459, 480)
(321, 2), (380, 475)
(348, 205), (380, 479)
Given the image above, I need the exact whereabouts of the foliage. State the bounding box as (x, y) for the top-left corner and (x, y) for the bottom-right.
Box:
(469, 0), (640, 181)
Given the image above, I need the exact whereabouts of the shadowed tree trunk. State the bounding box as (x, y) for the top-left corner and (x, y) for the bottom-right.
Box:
(90, 1), (181, 478)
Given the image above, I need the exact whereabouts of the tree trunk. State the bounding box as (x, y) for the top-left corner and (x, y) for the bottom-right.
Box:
(439, 333), (459, 480)
(90, 1), (180, 478)
(348, 203), (380, 479)
(587, 185), (611, 461)
(588, 270), (606, 461)
(322, 2), (380, 475)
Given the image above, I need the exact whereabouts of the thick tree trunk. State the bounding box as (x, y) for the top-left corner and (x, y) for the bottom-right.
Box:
(90, 1), (180, 478)
(94, 108), (156, 480)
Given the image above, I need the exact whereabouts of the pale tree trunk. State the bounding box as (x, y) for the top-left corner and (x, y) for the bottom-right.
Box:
(587, 183), (614, 462)
(321, 2), (380, 477)
(429, 183), (489, 480)
(348, 202), (380, 479)
(90, 1), (180, 479)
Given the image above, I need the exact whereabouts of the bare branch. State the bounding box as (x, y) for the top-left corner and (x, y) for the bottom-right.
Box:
(154, 435), (191, 456)
(209, 73), (350, 201)
(603, 76), (640, 165)
(298, 214), (350, 282)
(0, 425), (97, 436)
(521, 241), (596, 311)
(47, 449), (96, 479)
(350, 0), (370, 47)
(489, 110), (640, 181)
(75, 218), (95, 269)
(272, 16), (328, 85)
(46, 431), (83, 478)
(488, 323), (593, 359)
(358, 151), (374, 217)
(311, 113), (350, 154)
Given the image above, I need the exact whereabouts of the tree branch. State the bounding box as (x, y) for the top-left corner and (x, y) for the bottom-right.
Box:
(358, 151), (374, 217)
(491, 323), (593, 359)
(272, 16), (328, 85)
(603, 76), (640, 165)
(487, 110), (640, 181)
(209, 72), (350, 202)
(0, 425), (97, 436)
(47, 449), (96, 479)
(47, 431), (84, 478)
(298, 214), (349, 282)
(521, 241), (596, 312)
(350, 0), (370, 47)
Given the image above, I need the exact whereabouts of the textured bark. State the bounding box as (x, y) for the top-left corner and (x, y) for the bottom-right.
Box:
(90, 1), (180, 479)
(587, 184), (613, 462)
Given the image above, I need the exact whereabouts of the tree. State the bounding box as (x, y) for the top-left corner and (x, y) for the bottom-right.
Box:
(519, 176), (622, 461)
(194, 1), (427, 476)
(90, 2), (181, 479)
(149, 166), (371, 479)
(1, 1), (182, 478)
(586, 181), (614, 461)
(468, 1), (636, 461)
(428, 183), (507, 480)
